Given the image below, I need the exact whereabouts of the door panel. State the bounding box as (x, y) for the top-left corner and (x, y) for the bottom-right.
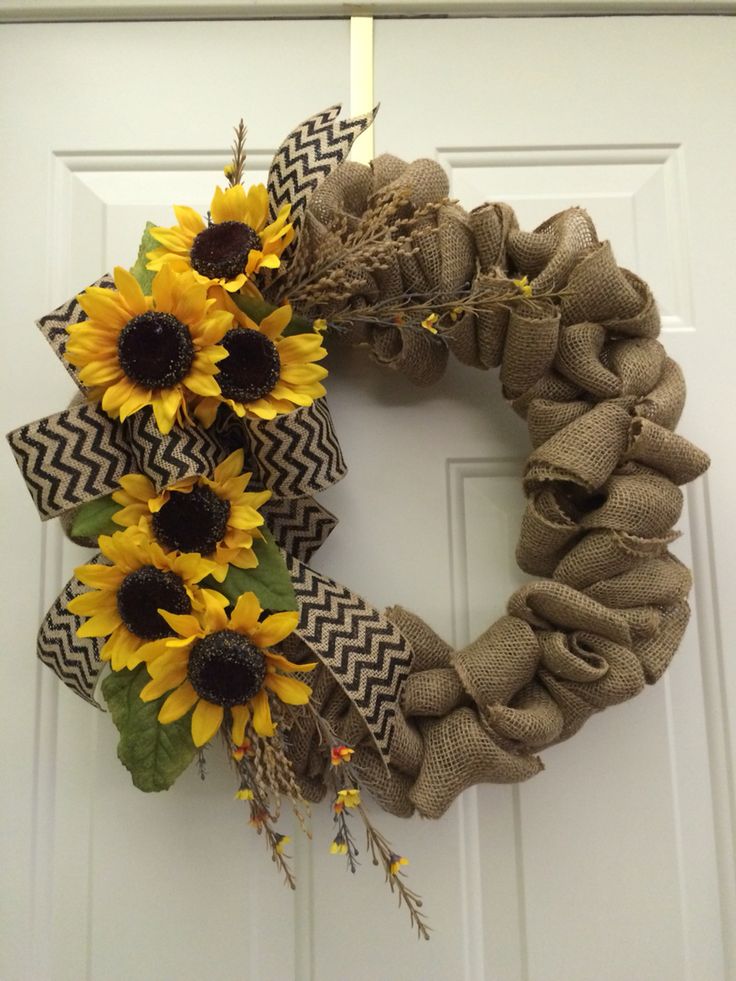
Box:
(367, 16), (734, 981)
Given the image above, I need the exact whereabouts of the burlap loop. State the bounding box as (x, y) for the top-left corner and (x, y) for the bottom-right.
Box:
(553, 528), (679, 589)
(606, 337), (667, 396)
(582, 555), (692, 608)
(452, 615), (540, 708)
(633, 357), (686, 430)
(507, 581), (632, 646)
(579, 466), (684, 537)
(526, 398), (590, 448)
(560, 243), (658, 334)
(470, 202), (518, 271)
(409, 709), (543, 819)
(484, 683), (564, 749)
(369, 321), (449, 386)
(402, 668), (467, 717)
(624, 416), (710, 484)
(555, 321), (623, 399)
(524, 400), (632, 492)
(500, 300), (561, 399)
(516, 489), (580, 576)
(507, 207), (599, 292)
(443, 274), (512, 370)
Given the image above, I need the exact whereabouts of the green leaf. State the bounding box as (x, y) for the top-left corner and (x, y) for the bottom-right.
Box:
(70, 494), (121, 541)
(129, 221), (159, 295)
(102, 664), (197, 793)
(216, 527), (298, 612)
(231, 292), (316, 337)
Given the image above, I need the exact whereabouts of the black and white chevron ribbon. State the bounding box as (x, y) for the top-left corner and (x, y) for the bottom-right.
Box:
(125, 409), (227, 493)
(262, 496), (338, 563)
(7, 401), (135, 520)
(38, 561), (104, 707)
(287, 554), (413, 761)
(36, 274), (115, 389)
(267, 103), (378, 237)
(241, 397), (346, 500)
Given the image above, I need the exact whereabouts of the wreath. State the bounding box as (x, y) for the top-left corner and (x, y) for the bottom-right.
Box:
(7, 106), (710, 939)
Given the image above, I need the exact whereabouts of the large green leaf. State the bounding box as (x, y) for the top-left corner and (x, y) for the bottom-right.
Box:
(129, 221), (159, 295)
(216, 526), (298, 612)
(102, 664), (197, 793)
(231, 292), (315, 337)
(70, 494), (121, 541)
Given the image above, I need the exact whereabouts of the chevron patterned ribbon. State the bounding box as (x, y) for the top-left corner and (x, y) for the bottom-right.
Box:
(124, 409), (227, 493)
(38, 559), (104, 707)
(240, 397), (347, 499)
(267, 103), (378, 238)
(36, 273), (115, 389)
(7, 400), (136, 520)
(261, 496), (338, 564)
(286, 553), (413, 762)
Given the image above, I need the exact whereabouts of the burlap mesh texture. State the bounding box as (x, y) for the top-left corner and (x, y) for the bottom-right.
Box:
(282, 159), (709, 820)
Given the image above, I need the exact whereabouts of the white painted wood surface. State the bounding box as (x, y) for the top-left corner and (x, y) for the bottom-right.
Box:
(1, 14), (734, 981)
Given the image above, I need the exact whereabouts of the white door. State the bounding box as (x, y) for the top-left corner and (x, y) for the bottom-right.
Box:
(1, 14), (734, 981)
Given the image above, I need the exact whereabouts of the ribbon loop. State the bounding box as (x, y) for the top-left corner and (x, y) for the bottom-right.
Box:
(36, 274), (115, 389)
(7, 400), (135, 520)
(241, 397), (347, 499)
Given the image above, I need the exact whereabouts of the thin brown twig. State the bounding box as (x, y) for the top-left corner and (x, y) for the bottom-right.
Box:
(357, 806), (432, 941)
(227, 119), (247, 187)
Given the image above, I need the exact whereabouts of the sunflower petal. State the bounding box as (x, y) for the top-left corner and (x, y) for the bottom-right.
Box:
(230, 591), (262, 633)
(158, 681), (199, 724)
(249, 611), (299, 649)
(250, 690), (275, 737)
(213, 449), (244, 483)
(230, 704), (250, 746)
(265, 673), (312, 705)
(191, 699), (224, 747)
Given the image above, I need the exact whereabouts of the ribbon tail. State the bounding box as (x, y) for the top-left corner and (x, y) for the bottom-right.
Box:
(263, 496), (338, 563)
(38, 559), (106, 708)
(267, 103), (379, 240)
(285, 553), (413, 765)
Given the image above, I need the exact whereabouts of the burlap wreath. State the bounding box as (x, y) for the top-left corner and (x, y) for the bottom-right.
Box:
(280, 154), (710, 819)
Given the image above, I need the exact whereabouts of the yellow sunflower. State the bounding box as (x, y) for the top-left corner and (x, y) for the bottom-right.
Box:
(146, 183), (294, 293)
(65, 265), (231, 434)
(139, 591), (315, 747)
(67, 526), (226, 672)
(111, 449), (271, 582)
(193, 295), (328, 425)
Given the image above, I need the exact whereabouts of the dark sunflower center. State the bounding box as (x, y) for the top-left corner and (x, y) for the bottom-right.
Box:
(218, 328), (281, 403)
(116, 565), (191, 640)
(117, 312), (194, 388)
(187, 629), (266, 707)
(190, 221), (262, 280)
(152, 485), (230, 557)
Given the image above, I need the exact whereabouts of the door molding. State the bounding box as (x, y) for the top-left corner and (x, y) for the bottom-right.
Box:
(1, 0), (734, 23)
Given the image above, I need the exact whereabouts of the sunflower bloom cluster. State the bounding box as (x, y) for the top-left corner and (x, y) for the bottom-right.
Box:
(66, 175), (327, 435)
(69, 448), (314, 750)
